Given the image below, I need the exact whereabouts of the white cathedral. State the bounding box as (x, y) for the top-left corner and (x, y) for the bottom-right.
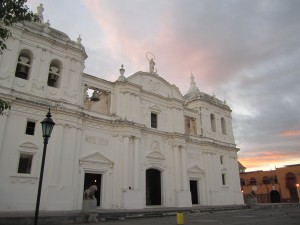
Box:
(0, 4), (243, 212)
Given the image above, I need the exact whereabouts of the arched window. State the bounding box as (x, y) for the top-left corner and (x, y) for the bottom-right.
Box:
(15, 49), (33, 80)
(47, 59), (62, 88)
(262, 176), (270, 184)
(221, 117), (226, 135)
(240, 178), (245, 186)
(249, 177), (256, 185)
(210, 113), (216, 132)
(285, 172), (296, 189)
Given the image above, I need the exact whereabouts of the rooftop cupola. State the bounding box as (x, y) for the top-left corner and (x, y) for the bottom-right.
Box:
(186, 73), (200, 95)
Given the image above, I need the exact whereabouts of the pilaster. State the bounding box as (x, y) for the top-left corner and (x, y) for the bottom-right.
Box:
(123, 136), (129, 189)
(133, 137), (140, 190)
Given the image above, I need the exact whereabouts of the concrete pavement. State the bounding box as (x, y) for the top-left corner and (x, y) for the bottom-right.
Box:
(0, 203), (298, 225)
(76, 206), (300, 225)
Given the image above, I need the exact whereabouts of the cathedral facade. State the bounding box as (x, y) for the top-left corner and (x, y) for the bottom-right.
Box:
(0, 5), (243, 211)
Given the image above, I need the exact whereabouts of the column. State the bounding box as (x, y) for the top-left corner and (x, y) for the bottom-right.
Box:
(48, 124), (64, 185)
(212, 154), (219, 190)
(62, 56), (71, 89)
(133, 138), (140, 189)
(132, 94), (138, 122)
(173, 145), (180, 191)
(121, 92), (126, 119)
(30, 47), (43, 80)
(123, 136), (129, 189)
(0, 113), (8, 156)
(115, 91), (121, 117)
(180, 146), (188, 191)
(136, 94), (141, 123)
(126, 92), (131, 120)
(72, 127), (82, 209)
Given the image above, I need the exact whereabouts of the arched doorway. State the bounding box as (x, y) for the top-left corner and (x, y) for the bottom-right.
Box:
(146, 168), (161, 205)
(270, 190), (281, 203)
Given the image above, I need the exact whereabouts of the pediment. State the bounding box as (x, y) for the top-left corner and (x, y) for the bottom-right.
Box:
(188, 165), (205, 174)
(127, 72), (183, 100)
(146, 151), (165, 160)
(19, 142), (38, 149)
(149, 104), (161, 112)
(80, 152), (114, 166)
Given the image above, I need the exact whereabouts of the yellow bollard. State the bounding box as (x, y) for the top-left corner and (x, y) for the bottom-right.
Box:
(176, 212), (184, 225)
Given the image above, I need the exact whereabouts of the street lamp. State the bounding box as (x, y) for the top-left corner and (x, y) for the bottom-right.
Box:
(34, 108), (55, 225)
(296, 184), (300, 204)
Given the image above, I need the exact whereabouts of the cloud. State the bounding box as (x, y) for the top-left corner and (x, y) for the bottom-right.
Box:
(280, 130), (300, 137)
(239, 149), (300, 171)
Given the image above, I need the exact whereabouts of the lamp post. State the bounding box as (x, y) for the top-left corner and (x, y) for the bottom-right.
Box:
(34, 108), (55, 225)
(296, 184), (300, 204)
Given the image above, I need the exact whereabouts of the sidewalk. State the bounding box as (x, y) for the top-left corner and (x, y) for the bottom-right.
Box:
(0, 203), (298, 225)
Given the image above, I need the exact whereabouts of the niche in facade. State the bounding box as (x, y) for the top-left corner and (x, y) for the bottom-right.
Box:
(84, 85), (111, 115)
(185, 116), (197, 135)
(15, 50), (32, 80)
(210, 114), (216, 132)
(47, 60), (62, 88)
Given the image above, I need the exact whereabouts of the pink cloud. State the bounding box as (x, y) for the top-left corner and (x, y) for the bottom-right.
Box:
(80, 0), (220, 94)
(279, 130), (300, 137)
(239, 150), (300, 171)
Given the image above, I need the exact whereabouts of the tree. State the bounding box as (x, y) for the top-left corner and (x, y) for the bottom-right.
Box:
(0, 0), (39, 53)
(0, 0), (39, 115)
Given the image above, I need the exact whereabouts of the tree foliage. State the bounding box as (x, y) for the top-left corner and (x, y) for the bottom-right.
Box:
(0, 0), (39, 53)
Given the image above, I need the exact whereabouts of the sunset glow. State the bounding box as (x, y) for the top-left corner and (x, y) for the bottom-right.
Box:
(280, 130), (300, 137)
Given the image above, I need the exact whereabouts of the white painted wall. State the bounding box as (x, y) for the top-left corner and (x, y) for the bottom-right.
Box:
(0, 20), (243, 212)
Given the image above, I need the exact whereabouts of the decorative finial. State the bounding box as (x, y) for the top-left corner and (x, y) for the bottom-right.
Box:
(37, 3), (44, 22)
(77, 35), (82, 44)
(117, 64), (126, 81)
(44, 20), (50, 32)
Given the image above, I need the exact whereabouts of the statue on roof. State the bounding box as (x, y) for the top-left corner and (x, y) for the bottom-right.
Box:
(146, 52), (157, 74)
(37, 4), (44, 22)
(191, 73), (195, 82)
(149, 58), (155, 73)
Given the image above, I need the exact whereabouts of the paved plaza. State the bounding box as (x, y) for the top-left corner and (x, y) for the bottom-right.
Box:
(0, 205), (299, 225)
(77, 206), (299, 225)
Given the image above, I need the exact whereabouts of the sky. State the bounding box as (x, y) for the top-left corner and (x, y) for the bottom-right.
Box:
(26, 0), (300, 172)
